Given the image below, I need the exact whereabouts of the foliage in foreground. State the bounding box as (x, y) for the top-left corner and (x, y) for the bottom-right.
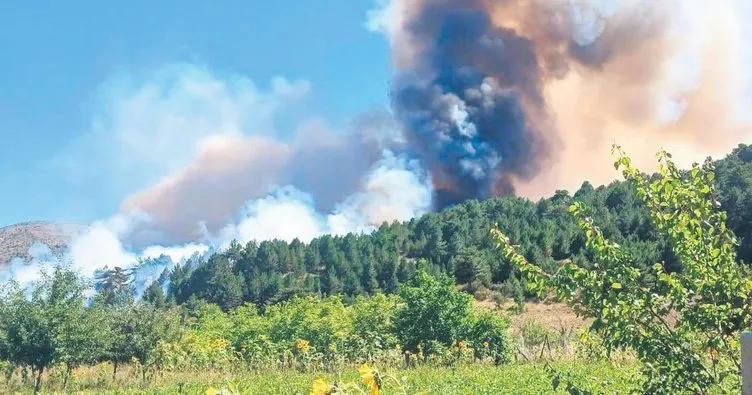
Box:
(0, 269), (511, 393)
(493, 146), (752, 394)
(1, 361), (635, 394)
(153, 272), (510, 373)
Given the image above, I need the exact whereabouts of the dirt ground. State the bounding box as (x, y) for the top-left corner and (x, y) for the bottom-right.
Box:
(474, 298), (591, 333)
(509, 302), (590, 332)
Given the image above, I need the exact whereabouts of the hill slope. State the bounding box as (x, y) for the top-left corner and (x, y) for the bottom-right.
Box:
(2, 144), (752, 296)
(160, 144), (752, 309)
(0, 221), (85, 266)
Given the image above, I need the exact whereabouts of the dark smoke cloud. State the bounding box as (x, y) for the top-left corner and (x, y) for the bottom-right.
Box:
(391, 0), (550, 208)
(387, 0), (749, 207)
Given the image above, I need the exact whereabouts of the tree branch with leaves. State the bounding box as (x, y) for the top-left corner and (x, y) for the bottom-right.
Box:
(492, 145), (752, 394)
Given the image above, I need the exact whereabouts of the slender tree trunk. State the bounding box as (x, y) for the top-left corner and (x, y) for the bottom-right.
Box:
(33, 366), (43, 395)
(112, 361), (118, 382)
(63, 364), (72, 390)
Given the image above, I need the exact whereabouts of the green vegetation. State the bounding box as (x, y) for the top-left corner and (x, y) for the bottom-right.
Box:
(494, 146), (752, 394)
(2, 144), (752, 393)
(17, 362), (634, 394)
(158, 144), (752, 311)
(0, 266), (515, 393)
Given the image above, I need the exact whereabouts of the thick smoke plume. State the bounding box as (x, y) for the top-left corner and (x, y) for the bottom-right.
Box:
(3, 0), (752, 294)
(380, 0), (752, 205)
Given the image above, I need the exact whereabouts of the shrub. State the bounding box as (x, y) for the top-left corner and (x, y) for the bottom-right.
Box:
(394, 271), (472, 353)
(264, 296), (352, 356)
(463, 308), (512, 364)
(394, 270), (512, 364)
(349, 294), (400, 359)
(519, 320), (552, 349)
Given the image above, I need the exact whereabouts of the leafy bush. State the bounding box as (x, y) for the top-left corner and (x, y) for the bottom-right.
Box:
(349, 294), (400, 359)
(393, 271), (511, 364)
(462, 308), (512, 364)
(264, 296), (352, 356)
(394, 271), (472, 353)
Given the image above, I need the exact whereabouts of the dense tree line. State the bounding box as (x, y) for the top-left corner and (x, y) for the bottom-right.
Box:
(137, 144), (752, 310)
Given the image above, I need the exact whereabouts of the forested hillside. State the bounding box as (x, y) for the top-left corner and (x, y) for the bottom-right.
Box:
(3, 145), (748, 394)
(136, 144), (752, 310)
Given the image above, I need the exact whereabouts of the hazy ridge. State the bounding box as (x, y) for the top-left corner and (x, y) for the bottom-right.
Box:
(0, 221), (85, 266)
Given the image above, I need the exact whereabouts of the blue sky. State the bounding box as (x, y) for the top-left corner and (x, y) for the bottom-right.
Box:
(0, 0), (390, 227)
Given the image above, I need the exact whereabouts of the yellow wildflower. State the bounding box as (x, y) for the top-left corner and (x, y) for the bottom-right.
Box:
(205, 387), (220, 395)
(310, 378), (333, 395)
(214, 338), (228, 349)
(296, 339), (311, 354)
(483, 341), (489, 349)
(328, 343), (336, 353)
(359, 364), (380, 395)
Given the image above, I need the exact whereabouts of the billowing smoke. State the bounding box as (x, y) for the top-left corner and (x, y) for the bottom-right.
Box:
(0, 63), (432, 293)
(3, 0), (752, 293)
(120, 112), (402, 247)
(215, 151), (432, 248)
(390, 0), (550, 207)
(2, 146), (433, 294)
(378, 0), (752, 204)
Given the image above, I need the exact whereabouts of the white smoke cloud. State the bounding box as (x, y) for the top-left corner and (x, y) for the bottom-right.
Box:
(2, 61), (434, 294)
(328, 150), (433, 235)
(75, 64), (398, 247)
(141, 243), (211, 263)
(0, 212), (152, 288)
(67, 216), (139, 276)
(217, 186), (328, 247)
(0, 243), (54, 286)
(217, 149), (433, 247)
(53, 63), (311, 199)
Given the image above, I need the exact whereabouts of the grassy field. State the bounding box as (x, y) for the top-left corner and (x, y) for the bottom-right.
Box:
(2, 302), (634, 395)
(6, 361), (636, 394)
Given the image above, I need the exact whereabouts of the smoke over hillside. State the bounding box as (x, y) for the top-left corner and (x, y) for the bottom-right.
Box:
(380, 0), (752, 206)
(2, 0), (752, 292)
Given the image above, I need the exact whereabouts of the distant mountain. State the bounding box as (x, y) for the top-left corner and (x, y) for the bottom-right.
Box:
(0, 221), (85, 266)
